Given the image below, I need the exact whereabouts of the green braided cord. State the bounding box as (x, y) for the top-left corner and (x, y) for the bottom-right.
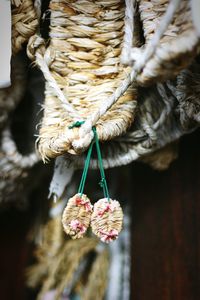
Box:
(93, 127), (110, 201)
(78, 140), (95, 196)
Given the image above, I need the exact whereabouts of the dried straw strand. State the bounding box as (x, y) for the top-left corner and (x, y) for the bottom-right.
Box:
(62, 194), (93, 239)
(91, 198), (123, 243)
(37, 237), (98, 300)
(12, 0), (38, 54)
(81, 249), (110, 300)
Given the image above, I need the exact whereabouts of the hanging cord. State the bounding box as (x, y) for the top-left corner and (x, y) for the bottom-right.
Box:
(93, 127), (110, 202)
(69, 122), (110, 201)
(78, 139), (95, 196)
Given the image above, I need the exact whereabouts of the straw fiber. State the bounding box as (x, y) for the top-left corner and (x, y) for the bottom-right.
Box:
(135, 0), (200, 85)
(91, 198), (123, 243)
(66, 59), (200, 169)
(11, 0), (38, 54)
(29, 0), (137, 160)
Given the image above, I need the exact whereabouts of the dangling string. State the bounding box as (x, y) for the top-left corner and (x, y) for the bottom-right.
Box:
(93, 127), (110, 202)
(78, 139), (94, 196)
(69, 122), (110, 201)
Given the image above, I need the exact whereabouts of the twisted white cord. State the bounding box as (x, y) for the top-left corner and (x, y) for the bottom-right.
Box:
(34, 0), (42, 19)
(131, 0), (182, 69)
(1, 128), (40, 168)
(121, 0), (135, 64)
(36, 51), (80, 118)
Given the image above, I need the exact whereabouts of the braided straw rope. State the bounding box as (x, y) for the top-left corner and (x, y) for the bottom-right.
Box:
(62, 194), (93, 239)
(91, 198), (123, 243)
(0, 56), (40, 205)
(11, 0), (38, 54)
(27, 0), (137, 160)
(37, 237), (98, 300)
(81, 249), (109, 300)
(0, 127), (40, 206)
(26, 215), (65, 288)
(124, 0), (200, 85)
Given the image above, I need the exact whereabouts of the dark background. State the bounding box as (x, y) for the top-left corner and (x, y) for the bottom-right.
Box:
(0, 130), (199, 300)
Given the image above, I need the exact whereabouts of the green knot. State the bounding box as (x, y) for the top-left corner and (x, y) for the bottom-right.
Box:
(99, 178), (106, 188)
(68, 120), (85, 129)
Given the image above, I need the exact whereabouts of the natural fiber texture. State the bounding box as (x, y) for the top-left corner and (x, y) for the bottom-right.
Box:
(132, 0), (200, 85)
(81, 249), (109, 300)
(37, 237), (98, 300)
(91, 198), (123, 243)
(11, 0), (38, 54)
(140, 143), (178, 171)
(28, 0), (137, 160)
(0, 55), (26, 130)
(27, 215), (65, 288)
(64, 59), (200, 169)
(62, 194), (93, 239)
(0, 127), (39, 206)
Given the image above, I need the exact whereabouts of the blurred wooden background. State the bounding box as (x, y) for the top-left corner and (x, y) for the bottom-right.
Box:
(0, 130), (199, 300)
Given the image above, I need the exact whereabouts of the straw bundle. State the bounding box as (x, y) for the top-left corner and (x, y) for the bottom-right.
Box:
(27, 215), (65, 288)
(130, 0), (200, 85)
(62, 194), (93, 239)
(91, 198), (123, 243)
(28, 0), (137, 160)
(11, 0), (38, 54)
(37, 237), (98, 300)
(81, 249), (109, 300)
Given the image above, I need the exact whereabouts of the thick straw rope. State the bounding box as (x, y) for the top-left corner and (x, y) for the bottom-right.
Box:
(126, 0), (200, 84)
(11, 0), (38, 54)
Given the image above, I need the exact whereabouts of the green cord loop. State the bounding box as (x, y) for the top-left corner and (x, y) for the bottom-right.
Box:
(69, 122), (110, 201)
(78, 139), (95, 196)
(93, 127), (110, 201)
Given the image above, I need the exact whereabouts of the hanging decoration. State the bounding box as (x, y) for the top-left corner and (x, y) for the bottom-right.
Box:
(62, 125), (123, 243)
